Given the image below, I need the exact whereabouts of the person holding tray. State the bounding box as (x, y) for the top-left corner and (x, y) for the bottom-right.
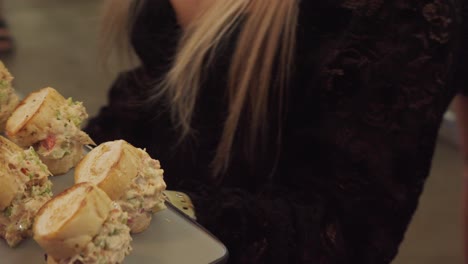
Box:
(86, 0), (468, 263)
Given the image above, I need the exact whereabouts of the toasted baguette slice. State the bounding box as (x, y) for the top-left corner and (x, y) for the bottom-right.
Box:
(5, 87), (62, 146)
(0, 136), (24, 210)
(0, 61), (19, 132)
(5, 87), (94, 175)
(33, 183), (112, 260)
(75, 140), (140, 200)
(75, 140), (166, 233)
(46, 257), (58, 264)
(0, 61), (13, 84)
(0, 94), (18, 131)
(0, 170), (20, 211)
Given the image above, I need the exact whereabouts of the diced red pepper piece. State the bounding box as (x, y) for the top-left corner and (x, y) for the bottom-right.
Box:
(41, 134), (56, 151)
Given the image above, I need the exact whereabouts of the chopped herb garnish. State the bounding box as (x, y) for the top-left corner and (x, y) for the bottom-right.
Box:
(109, 229), (120, 236)
(30, 148), (39, 158)
(3, 206), (12, 217)
(39, 187), (52, 196)
(0, 79), (9, 88)
(96, 239), (107, 249)
(55, 110), (62, 120)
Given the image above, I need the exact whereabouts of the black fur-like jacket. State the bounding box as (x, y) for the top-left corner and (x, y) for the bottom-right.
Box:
(86, 0), (467, 263)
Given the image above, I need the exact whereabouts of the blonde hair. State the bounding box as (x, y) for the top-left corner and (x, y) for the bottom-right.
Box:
(100, 0), (143, 68)
(101, 0), (299, 176)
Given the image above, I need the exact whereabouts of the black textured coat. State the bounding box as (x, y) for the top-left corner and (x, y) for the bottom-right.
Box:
(86, 0), (466, 263)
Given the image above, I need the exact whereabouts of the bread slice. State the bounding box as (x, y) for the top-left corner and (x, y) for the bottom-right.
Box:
(33, 183), (112, 260)
(46, 257), (58, 264)
(5, 87), (61, 146)
(75, 140), (140, 200)
(5, 87), (95, 175)
(0, 135), (53, 247)
(0, 61), (19, 132)
(0, 61), (13, 84)
(0, 170), (20, 211)
(0, 136), (29, 210)
(0, 94), (18, 130)
(75, 140), (166, 233)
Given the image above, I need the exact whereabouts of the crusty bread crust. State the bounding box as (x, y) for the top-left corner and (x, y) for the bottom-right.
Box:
(0, 134), (24, 157)
(5, 88), (61, 146)
(75, 140), (140, 200)
(0, 93), (18, 132)
(0, 170), (20, 211)
(0, 60), (19, 132)
(0, 61), (13, 83)
(33, 183), (112, 260)
(0, 136), (24, 210)
(46, 256), (58, 264)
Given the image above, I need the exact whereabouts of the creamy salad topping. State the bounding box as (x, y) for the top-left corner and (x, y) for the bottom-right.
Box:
(118, 150), (166, 231)
(36, 98), (94, 159)
(0, 147), (52, 247)
(56, 203), (132, 264)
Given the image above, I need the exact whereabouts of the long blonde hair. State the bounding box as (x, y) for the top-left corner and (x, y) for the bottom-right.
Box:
(101, 0), (299, 176)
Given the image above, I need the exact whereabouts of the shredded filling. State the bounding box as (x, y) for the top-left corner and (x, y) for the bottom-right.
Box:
(35, 98), (94, 160)
(57, 203), (132, 264)
(118, 150), (166, 231)
(0, 147), (52, 247)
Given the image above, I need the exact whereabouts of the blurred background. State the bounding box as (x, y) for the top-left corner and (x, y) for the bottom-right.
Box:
(2, 1), (465, 263)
